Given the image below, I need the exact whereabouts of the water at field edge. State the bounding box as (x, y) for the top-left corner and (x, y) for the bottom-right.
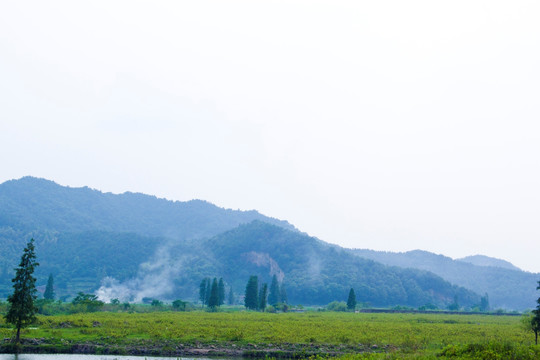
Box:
(0, 355), (233, 360)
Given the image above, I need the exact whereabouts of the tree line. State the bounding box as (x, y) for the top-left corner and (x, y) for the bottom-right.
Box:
(199, 277), (229, 309)
(244, 274), (288, 311)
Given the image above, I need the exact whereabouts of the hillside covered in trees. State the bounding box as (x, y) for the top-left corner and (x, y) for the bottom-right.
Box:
(352, 249), (539, 310)
(0, 177), (486, 308)
(0, 176), (295, 238)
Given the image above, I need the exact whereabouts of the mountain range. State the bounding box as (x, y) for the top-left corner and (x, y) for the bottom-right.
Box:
(0, 176), (537, 310)
(352, 249), (538, 310)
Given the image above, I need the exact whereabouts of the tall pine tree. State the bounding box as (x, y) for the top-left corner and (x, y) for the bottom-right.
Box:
(5, 239), (39, 344)
(205, 278), (212, 306)
(199, 278), (210, 306)
(268, 274), (280, 306)
(43, 274), (55, 301)
(218, 278), (225, 306)
(259, 283), (268, 311)
(208, 278), (219, 309)
(347, 288), (357, 311)
(244, 276), (259, 310)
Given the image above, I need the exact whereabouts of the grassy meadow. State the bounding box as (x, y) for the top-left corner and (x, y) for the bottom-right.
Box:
(1, 311), (538, 358)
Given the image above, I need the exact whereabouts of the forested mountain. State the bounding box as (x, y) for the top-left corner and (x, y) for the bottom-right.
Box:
(0, 176), (295, 238)
(352, 249), (539, 310)
(0, 177), (480, 308)
(1, 223), (480, 308)
(195, 221), (480, 307)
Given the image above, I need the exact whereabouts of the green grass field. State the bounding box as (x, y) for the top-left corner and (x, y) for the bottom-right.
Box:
(0, 311), (538, 359)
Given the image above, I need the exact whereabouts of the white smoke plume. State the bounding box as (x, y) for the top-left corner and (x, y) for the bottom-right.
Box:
(95, 245), (184, 303)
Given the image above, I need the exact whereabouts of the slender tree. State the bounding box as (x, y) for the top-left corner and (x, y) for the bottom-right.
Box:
(208, 278), (220, 309)
(5, 239), (39, 344)
(268, 274), (280, 306)
(244, 276), (259, 310)
(218, 278), (225, 306)
(199, 278), (209, 306)
(205, 278), (212, 305)
(280, 282), (288, 304)
(532, 280), (540, 345)
(347, 288), (357, 311)
(43, 273), (55, 301)
(259, 283), (268, 311)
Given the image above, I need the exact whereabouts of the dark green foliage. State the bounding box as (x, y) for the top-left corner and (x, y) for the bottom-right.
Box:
(199, 278), (209, 306)
(418, 303), (438, 311)
(259, 283), (268, 311)
(245, 276), (259, 310)
(71, 292), (104, 312)
(205, 279), (211, 305)
(268, 274), (280, 306)
(326, 301), (348, 312)
(208, 278), (219, 308)
(440, 342), (540, 359)
(347, 288), (356, 310)
(172, 299), (187, 311)
(43, 273), (55, 300)
(151, 299), (163, 307)
(5, 238), (39, 344)
(218, 277), (225, 306)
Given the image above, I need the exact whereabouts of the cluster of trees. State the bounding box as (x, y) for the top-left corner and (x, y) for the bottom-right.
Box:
(199, 277), (233, 309)
(244, 275), (287, 311)
(325, 288), (356, 312)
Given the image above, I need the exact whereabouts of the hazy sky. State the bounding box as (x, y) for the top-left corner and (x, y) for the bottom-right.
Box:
(1, 1), (539, 272)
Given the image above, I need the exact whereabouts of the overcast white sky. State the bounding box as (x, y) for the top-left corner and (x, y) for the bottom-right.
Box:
(1, 1), (539, 272)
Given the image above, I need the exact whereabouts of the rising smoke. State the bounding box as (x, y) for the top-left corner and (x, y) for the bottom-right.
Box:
(95, 244), (184, 303)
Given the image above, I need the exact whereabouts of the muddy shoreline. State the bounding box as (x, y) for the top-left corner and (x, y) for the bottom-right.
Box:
(1, 338), (379, 358)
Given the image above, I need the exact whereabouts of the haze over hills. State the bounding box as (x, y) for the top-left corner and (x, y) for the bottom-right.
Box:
(0, 176), (295, 239)
(457, 255), (522, 271)
(352, 249), (539, 310)
(0, 176), (531, 310)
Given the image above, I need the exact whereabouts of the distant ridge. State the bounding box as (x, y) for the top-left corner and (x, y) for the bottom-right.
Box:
(0, 176), (295, 239)
(457, 255), (521, 271)
(352, 249), (539, 310)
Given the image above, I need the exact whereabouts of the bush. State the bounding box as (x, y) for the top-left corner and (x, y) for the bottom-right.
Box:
(326, 301), (348, 312)
(440, 342), (540, 359)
